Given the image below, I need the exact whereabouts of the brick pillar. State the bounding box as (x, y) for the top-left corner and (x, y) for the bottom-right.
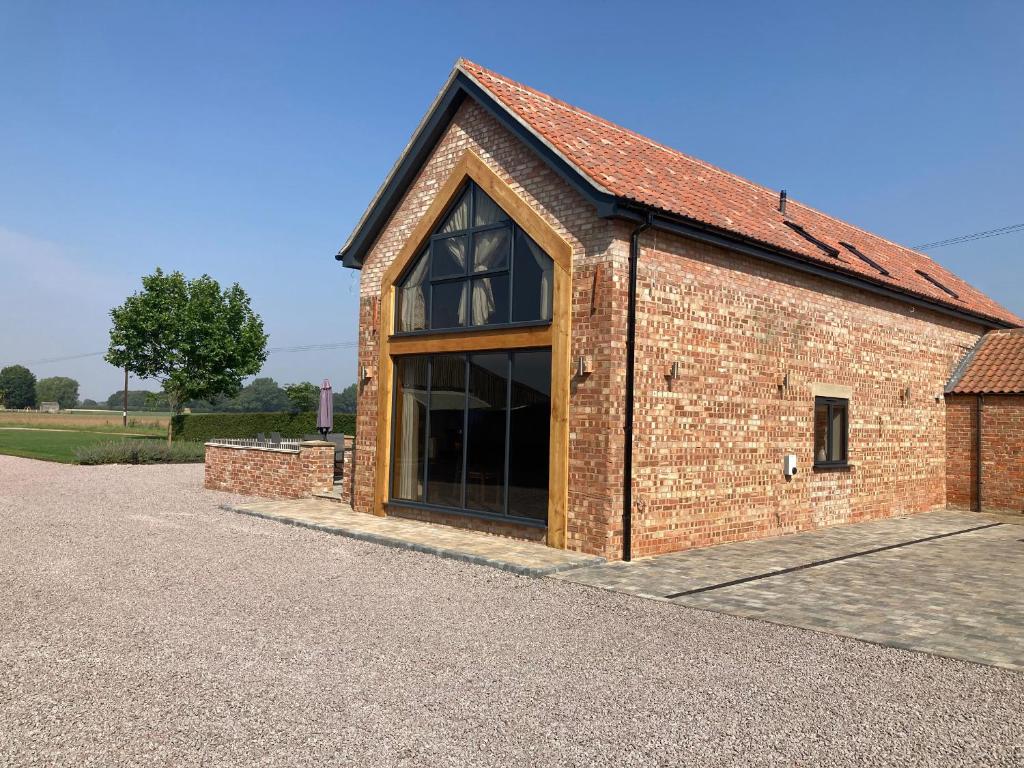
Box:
(299, 441), (335, 495)
(340, 436), (355, 505)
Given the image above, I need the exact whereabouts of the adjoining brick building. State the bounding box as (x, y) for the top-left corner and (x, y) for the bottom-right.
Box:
(335, 59), (1020, 561)
(945, 330), (1024, 514)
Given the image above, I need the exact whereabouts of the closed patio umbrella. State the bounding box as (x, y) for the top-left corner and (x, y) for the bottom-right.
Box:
(317, 379), (333, 439)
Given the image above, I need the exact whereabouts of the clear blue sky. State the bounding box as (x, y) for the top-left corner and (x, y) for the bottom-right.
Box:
(1, 1), (1021, 400)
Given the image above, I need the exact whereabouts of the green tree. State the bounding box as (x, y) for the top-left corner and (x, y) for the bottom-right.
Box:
(80, 398), (100, 409)
(106, 390), (161, 410)
(35, 377), (79, 410)
(284, 381), (319, 412)
(0, 365), (37, 409)
(223, 377), (291, 412)
(333, 382), (357, 413)
(106, 268), (268, 438)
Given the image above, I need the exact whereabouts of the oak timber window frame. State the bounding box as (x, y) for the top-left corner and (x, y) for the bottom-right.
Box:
(373, 150), (572, 548)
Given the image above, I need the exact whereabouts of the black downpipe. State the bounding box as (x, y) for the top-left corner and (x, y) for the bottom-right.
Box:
(975, 394), (983, 512)
(623, 214), (654, 561)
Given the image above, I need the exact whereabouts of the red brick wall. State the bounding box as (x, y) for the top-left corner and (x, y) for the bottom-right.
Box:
(945, 395), (978, 509)
(629, 229), (984, 557)
(982, 396), (1024, 512)
(205, 442), (335, 500)
(946, 394), (1024, 513)
(338, 436), (355, 506)
(349, 96), (993, 559)
(352, 99), (627, 558)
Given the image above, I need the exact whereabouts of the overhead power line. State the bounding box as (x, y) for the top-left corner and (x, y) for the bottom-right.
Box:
(915, 222), (1024, 250)
(0, 341), (358, 368)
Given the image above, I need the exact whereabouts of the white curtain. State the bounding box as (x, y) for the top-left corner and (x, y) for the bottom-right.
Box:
(471, 229), (508, 325)
(522, 235), (553, 320)
(474, 190), (506, 226)
(396, 364), (425, 500)
(438, 237), (469, 325)
(399, 253), (429, 331)
(441, 192), (470, 233)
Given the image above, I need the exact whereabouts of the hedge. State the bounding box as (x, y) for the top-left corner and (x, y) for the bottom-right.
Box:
(171, 412), (356, 443)
(75, 440), (206, 465)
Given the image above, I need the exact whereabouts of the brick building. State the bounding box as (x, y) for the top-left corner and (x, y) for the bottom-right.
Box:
(945, 330), (1024, 514)
(335, 60), (1020, 560)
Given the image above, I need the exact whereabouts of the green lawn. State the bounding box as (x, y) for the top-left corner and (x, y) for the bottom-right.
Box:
(0, 430), (162, 463)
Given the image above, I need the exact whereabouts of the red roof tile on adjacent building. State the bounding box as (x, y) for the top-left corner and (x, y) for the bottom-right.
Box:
(457, 60), (1021, 327)
(948, 329), (1024, 394)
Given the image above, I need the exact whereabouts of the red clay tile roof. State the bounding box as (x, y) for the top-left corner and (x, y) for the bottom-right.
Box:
(948, 330), (1024, 394)
(458, 60), (1021, 327)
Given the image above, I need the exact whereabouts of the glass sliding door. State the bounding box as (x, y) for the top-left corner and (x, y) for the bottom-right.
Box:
(507, 350), (551, 522)
(426, 354), (466, 508)
(465, 353), (509, 515)
(389, 349), (550, 524)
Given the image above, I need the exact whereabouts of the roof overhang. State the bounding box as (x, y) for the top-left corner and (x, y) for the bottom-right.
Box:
(336, 64), (1016, 331)
(336, 65), (617, 269)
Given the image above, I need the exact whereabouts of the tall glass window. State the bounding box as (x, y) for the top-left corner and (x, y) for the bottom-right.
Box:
(392, 357), (428, 502)
(395, 181), (554, 333)
(507, 350), (551, 522)
(426, 355), (466, 507)
(390, 350), (551, 524)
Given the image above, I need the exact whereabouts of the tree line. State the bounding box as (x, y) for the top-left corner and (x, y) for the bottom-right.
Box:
(6, 268), (357, 425)
(0, 364), (356, 414)
(0, 366), (79, 410)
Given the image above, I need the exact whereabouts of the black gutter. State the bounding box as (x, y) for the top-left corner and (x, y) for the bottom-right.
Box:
(622, 213), (653, 561)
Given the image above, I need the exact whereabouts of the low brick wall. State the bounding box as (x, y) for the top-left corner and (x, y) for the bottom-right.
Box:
(337, 435), (355, 505)
(205, 441), (335, 500)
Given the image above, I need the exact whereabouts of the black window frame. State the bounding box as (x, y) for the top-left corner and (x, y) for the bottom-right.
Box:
(394, 180), (554, 335)
(813, 396), (849, 468)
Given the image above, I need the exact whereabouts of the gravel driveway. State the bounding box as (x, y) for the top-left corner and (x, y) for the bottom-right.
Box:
(1, 455), (1022, 767)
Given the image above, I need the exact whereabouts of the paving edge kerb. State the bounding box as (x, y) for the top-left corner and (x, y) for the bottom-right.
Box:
(220, 504), (605, 578)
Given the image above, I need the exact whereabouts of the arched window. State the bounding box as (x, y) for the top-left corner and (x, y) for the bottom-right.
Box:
(395, 181), (554, 332)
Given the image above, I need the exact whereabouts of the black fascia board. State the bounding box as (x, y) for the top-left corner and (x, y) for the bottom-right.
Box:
(337, 83), (466, 269)
(337, 71), (616, 269)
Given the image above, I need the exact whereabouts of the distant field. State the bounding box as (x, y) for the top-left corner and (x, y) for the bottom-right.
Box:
(0, 410), (168, 435)
(0, 430), (161, 463)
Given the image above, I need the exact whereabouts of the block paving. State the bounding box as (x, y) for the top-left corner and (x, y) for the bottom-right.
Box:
(556, 510), (1024, 671)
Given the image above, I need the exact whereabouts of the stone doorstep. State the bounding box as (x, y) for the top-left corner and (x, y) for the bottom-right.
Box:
(312, 490), (345, 502)
(220, 501), (604, 578)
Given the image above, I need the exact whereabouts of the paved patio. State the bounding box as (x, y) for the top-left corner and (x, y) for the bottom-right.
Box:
(223, 498), (604, 576)
(555, 511), (1024, 671)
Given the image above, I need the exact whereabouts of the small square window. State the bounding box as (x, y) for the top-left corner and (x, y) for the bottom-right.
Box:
(814, 397), (848, 466)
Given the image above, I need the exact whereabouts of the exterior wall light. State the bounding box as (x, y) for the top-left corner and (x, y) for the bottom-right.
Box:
(576, 356), (594, 377)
